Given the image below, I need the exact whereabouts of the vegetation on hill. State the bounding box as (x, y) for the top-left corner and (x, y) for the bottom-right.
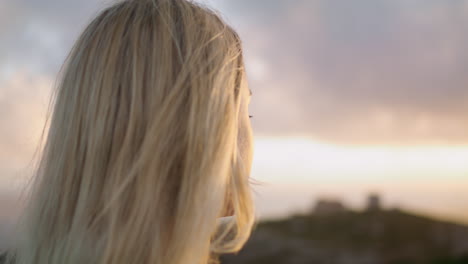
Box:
(221, 209), (468, 264)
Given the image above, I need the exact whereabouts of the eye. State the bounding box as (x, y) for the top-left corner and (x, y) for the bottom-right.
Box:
(249, 115), (253, 118)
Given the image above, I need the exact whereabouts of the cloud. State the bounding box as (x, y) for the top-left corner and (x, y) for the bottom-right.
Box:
(0, 70), (51, 184)
(1, 0), (468, 146)
(0, 0), (106, 184)
(0, 0), (105, 76)
(219, 0), (468, 144)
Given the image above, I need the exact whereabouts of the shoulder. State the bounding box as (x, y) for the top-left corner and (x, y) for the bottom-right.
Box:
(0, 251), (6, 264)
(0, 251), (6, 263)
(0, 251), (13, 264)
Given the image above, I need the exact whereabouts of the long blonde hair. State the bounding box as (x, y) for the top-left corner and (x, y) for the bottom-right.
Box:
(6, 0), (255, 263)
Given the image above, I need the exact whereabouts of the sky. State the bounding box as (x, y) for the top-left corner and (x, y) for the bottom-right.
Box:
(0, 0), (468, 229)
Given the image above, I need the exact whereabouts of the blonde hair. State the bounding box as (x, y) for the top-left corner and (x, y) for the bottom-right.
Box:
(6, 0), (255, 263)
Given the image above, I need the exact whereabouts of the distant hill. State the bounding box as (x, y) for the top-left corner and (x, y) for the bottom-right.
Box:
(221, 209), (468, 264)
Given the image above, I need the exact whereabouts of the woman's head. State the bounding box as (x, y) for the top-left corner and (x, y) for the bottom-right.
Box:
(9, 0), (255, 263)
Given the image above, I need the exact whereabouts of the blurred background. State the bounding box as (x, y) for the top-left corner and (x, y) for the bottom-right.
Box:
(1, 0), (468, 263)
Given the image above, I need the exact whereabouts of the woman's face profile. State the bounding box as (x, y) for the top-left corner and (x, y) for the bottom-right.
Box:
(238, 75), (254, 177)
(222, 75), (253, 218)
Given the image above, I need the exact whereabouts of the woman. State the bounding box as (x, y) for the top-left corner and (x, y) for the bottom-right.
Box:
(3, 0), (255, 263)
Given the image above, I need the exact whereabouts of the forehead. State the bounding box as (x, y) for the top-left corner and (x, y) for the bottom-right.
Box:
(236, 71), (249, 95)
(240, 72), (251, 95)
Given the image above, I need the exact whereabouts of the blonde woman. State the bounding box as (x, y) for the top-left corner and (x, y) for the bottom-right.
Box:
(2, 0), (256, 263)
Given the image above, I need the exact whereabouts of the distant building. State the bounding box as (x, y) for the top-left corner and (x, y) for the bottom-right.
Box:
(366, 193), (381, 211)
(313, 199), (346, 215)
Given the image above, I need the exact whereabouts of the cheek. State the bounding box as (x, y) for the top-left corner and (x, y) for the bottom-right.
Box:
(237, 117), (254, 174)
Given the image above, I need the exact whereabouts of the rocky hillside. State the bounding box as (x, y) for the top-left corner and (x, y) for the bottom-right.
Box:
(221, 209), (468, 264)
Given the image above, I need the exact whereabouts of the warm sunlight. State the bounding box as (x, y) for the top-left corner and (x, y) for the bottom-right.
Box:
(251, 136), (468, 223)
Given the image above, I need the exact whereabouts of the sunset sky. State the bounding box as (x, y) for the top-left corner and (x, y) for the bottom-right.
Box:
(1, 0), (468, 224)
